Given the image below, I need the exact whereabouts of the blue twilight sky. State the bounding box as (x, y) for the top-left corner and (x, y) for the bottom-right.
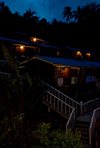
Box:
(1, 0), (100, 22)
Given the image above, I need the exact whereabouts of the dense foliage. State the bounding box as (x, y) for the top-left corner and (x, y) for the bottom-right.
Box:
(1, 43), (45, 114)
(0, 1), (100, 53)
(0, 113), (82, 148)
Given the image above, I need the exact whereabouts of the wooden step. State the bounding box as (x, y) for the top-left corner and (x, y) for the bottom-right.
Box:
(73, 127), (89, 132)
(80, 131), (89, 136)
(73, 119), (91, 147)
(75, 120), (90, 125)
(74, 123), (89, 128)
(81, 135), (89, 141)
(81, 142), (91, 148)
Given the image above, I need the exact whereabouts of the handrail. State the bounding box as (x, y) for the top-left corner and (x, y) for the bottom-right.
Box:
(0, 71), (10, 75)
(46, 91), (73, 109)
(89, 107), (100, 145)
(0, 71), (23, 78)
(44, 84), (76, 131)
(66, 108), (75, 131)
(81, 97), (100, 114)
(82, 97), (100, 106)
(44, 82), (80, 105)
(82, 100), (95, 105)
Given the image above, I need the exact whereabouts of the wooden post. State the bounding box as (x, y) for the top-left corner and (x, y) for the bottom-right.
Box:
(80, 102), (83, 115)
(66, 123), (68, 132)
(61, 102), (63, 112)
(48, 107), (50, 113)
(75, 92), (77, 113)
(96, 131), (98, 148)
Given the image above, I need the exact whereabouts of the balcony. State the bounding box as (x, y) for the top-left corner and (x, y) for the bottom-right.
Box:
(54, 76), (96, 88)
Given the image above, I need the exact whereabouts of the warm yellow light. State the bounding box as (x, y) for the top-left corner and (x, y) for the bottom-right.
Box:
(86, 53), (91, 57)
(33, 38), (37, 42)
(20, 46), (24, 49)
(20, 46), (25, 52)
(77, 51), (82, 56)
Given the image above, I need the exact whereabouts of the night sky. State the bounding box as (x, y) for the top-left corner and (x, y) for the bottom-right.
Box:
(2, 0), (100, 22)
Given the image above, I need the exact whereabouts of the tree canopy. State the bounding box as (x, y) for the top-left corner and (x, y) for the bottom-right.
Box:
(0, 1), (100, 53)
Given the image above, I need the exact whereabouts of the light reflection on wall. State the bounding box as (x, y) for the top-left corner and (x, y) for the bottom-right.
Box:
(20, 46), (25, 52)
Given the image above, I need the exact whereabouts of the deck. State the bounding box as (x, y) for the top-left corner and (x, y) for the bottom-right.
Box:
(76, 111), (93, 123)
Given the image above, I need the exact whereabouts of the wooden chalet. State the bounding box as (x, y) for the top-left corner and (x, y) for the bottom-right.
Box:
(1, 31), (100, 147)
(0, 31), (100, 94)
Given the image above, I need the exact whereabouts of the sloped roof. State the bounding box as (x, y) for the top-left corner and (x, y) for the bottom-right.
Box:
(20, 55), (100, 68)
(33, 42), (61, 50)
(62, 45), (94, 54)
(0, 36), (32, 46)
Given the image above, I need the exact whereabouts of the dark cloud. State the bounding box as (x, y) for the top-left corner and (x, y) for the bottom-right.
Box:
(2, 0), (100, 22)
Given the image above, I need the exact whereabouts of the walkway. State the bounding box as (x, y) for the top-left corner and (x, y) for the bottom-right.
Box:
(76, 111), (93, 122)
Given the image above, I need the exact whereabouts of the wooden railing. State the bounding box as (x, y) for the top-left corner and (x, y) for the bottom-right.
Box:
(66, 108), (75, 131)
(0, 71), (23, 79)
(43, 90), (75, 131)
(81, 98), (100, 114)
(1, 71), (100, 134)
(0, 71), (10, 78)
(44, 90), (73, 117)
(44, 82), (81, 115)
(89, 107), (100, 145)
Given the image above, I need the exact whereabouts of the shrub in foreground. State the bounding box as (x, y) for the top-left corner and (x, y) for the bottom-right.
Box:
(0, 113), (82, 148)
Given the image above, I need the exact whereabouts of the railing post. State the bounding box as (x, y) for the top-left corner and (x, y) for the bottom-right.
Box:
(69, 99), (70, 106)
(57, 99), (59, 110)
(76, 104), (78, 114)
(62, 94), (63, 101)
(47, 93), (48, 102)
(66, 123), (68, 132)
(58, 92), (60, 99)
(54, 97), (55, 107)
(50, 94), (52, 104)
(65, 104), (67, 114)
(69, 107), (70, 116)
(72, 101), (74, 108)
(61, 102), (63, 112)
(74, 109), (75, 120)
(80, 101), (83, 115)
(65, 97), (67, 114)
(89, 128), (91, 145)
(48, 107), (50, 113)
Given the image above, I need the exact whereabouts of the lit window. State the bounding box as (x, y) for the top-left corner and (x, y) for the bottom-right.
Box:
(33, 38), (37, 42)
(77, 51), (82, 56)
(20, 46), (24, 49)
(57, 51), (60, 56)
(86, 53), (91, 57)
(20, 46), (25, 52)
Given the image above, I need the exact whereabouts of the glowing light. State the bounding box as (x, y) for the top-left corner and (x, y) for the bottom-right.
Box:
(77, 51), (82, 56)
(86, 53), (91, 57)
(33, 38), (37, 42)
(20, 46), (24, 49)
(20, 46), (25, 52)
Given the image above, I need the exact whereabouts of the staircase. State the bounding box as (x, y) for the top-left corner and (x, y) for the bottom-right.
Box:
(42, 82), (100, 147)
(1, 72), (100, 147)
(73, 120), (91, 148)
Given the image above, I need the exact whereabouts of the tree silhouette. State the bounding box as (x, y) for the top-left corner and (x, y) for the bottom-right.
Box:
(0, 2), (12, 30)
(23, 8), (36, 20)
(0, 1), (4, 11)
(62, 6), (73, 22)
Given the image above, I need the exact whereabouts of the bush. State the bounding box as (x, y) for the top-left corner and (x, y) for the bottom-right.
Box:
(0, 114), (82, 148)
(33, 122), (82, 148)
